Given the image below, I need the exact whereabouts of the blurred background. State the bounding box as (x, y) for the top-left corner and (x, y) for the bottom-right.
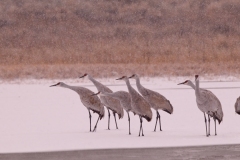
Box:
(0, 0), (240, 79)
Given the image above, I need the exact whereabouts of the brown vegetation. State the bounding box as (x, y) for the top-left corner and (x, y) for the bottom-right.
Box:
(0, 0), (240, 79)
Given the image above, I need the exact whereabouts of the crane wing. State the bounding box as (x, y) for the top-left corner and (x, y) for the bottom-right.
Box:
(80, 94), (102, 111)
(144, 88), (167, 101)
(199, 88), (223, 123)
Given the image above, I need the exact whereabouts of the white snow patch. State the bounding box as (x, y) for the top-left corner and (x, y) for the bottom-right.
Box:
(0, 77), (240, 153)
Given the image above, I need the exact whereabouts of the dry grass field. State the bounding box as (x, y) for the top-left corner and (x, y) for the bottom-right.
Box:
(0, 0), (240, 79)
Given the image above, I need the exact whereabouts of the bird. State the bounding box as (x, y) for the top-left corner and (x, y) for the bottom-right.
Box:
(92, 91), (134, 135)
(235, 97), (240, 115)
(79, 73), (124, 130)
(178, 75), (223, 136)
(50, 82), (105, 132)
(129, 74), (173, 131)
(116, 76), (152, 136)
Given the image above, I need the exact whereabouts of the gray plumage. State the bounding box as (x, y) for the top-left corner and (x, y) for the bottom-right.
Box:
(94, 91), (134, 135)
(80, 74), (123, 130)
(116, 76), (152, 136)
(50, 82), (104, 132)
(100, 91), (132, 113)
(129, 74), (173, 131)
(178, 75), (223, 136)
(234, 97), (240, 115)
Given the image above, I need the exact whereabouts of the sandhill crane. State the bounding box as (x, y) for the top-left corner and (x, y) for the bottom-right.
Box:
(178, 75), (223, 136)
(92, 91), (133, 135)
(50, 82), (104, 132)
(129, 74), (173, 131)
(116, 76), (152, 136)
(79, 74), (124, 130)
(235, 97), (240, 115)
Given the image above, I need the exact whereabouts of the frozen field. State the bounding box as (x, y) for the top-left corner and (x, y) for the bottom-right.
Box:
(1, 77), (240, 153)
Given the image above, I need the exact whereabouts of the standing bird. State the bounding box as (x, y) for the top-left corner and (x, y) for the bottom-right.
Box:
(50, 82), (104, 132)
(79, 74), (124, 130)
(129, 74), (173, 131)
(235, 97), (240, 115)
(116, 76), (152, 136)
(178, 75), (223, 136)
(92, 91), (134, 135)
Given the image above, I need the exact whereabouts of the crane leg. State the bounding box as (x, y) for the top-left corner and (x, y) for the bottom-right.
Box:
(154, 111), (159, 132)
(204, 113), (208, 137)
(208, 114), (211, 136)
(88, 110), (92, 132)
(214, 117), (217, 136)
(93, 116), (100, 132)
(107, 109), (110, 130)
(158, 111), (162, 131)
(139, 116), (143, 137)
(113, 112), (118, 129)
(128, 112), (131, 135)
(141, 117), (144, 136)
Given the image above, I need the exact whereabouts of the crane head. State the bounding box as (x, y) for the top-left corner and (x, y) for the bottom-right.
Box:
(91, 91), (101, 96)
(195, 75), (199, 81)
(116, 76), (127, 80)
(129, 74), (139, 79)
(50, 82), (61, 87)
(177, 80), (189, 85)
(129, 74), (135, 78)
(79, 73), (88, 78)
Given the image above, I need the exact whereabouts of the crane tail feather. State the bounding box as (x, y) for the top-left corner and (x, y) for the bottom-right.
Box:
(163, 109), (172, 114)
(217, 118), (222, 124)
(143, 115), (151, 122)
(236, 111), (240, 115)
(213, 112), (222, 124)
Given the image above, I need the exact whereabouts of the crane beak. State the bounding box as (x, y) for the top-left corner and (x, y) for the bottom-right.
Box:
(177, 82), (184, 85)
(116, 76), (125, 80)
(50, 83), (59, 87)
(79, 73), (87, 78)
(91, 91), (100, 96)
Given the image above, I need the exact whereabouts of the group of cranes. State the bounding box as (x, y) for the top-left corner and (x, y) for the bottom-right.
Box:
(50, 74), (228, 137)
(51, 73), (173, 136)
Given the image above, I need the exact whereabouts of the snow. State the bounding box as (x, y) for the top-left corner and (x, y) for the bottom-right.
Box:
(1, 77), (240, 153)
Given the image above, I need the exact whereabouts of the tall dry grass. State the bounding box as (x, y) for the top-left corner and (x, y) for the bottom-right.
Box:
(0, 62), (239, 80)
(0, 0), (240, 79)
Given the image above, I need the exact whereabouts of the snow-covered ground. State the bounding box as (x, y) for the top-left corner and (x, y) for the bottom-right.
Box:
(1, 77), (240, 153)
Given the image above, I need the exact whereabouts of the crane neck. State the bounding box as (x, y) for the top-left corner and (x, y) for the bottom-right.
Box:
(60, 83), (84, 95)
(60, 83), (77, 92)
(135, 77), (144, 91)
(88, 75), (104, 91)
(195, 79), (200, 96)
(88, 75), (97, 84)
(125, 78), (136, 95)
(60, 83), (71, 89)
(188, 80), (196, 90)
